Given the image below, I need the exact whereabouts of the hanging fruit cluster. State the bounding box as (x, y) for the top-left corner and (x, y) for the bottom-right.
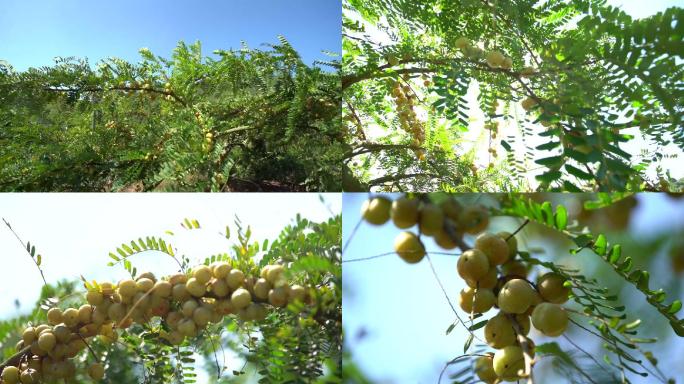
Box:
(391, 80), (426, 161)
(359, 195), (573, 383)
(0, 263), (312, 383)
(454, 37), (513, 70)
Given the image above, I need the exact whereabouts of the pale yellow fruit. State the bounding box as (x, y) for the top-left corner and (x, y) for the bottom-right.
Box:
(152, 281), (172, 298)
(86, 290), (104, 306)
(20, 368), (39, 384)
(289, 284), (307, 302)
(118, 279), (138, 297)
(268, 287), (289, 307)
(22, 327), (37, 345)
(193, 307), (212, 327)
(1, 366), (20, 384)
(53, 324), (71, 343)
(531, 303), (568, 337)
(265, 265), (285, 285)
(537, 273), (571, 304)
(136, 277), (155, 292)
(137, 271), (156, 282)
(458, 206), (489, 234)
(182, 300), (199, 317)
(484, 312), (530, 349)
(361, 197), (392, 225)
(474, 355), (498, 383)
(457, 249), (490, 281)
(520, 66), (536, 77)
(434, 228), (459, 250)
(210, 278), (230, 297)
(496, 231), (518, 258)
(254, 278), (272, 300)
(498, 279), (536, 314)
(226, 269), (245, 289)
(231, 288), (252, 310)
(47, 307), (63, 325)
(474, 233), (510, 265)
(393, 231), (426, 263)
(501, 260), (528, 277)
(418, 203), (444, 236)
(501, 57), (513, 70)
(38, 331), (56, 352)
(486, 51), (505, 68)
(455, 37), (472, 50)
(62, 308), (79, 327)
(465, 267), (498, 290)
(212, 262), (232, 278)
(78, 304), (93, 324)
(185, 277), (206, 297)
(439, 198), (463, 221)
(107, 303), (126, 322)
(493, 346), (525, 381)
(172, 283), (191, 302)
(246, 303), (268, 321)
(193, 265), (213, 284)
(458, 288), (495, 314)
(88, 362), (105, 380)
(177, 318), (197, 337)
(521, 97), (537, 111)
(391, 197), (419, 228)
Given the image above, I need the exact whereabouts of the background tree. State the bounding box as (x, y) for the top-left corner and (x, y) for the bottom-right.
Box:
(342, 0), (683, 192)
(343, 193), (684, 383)
(0, 213), (342, 383)
(0, 38), (343, 192)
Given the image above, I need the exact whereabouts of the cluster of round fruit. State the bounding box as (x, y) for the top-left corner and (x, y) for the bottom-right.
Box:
(360, 195), (572, 382)
(360, 195), (490, 263)
(390, 81), (426, 161)
(1, 263), (309, 383)
(454, 37), (513, 70)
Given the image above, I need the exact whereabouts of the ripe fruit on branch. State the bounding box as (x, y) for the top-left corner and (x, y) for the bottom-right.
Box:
(361, 197), (392, 225)
(493, 345), (525, 381)
(521, 97), (537, 111)
(459, 287), (496, 314)
(537, 273), (571, 304)
(484, 312), (530, 349)
(520, 66), (536, 77)
(485, 51), (505, 68)
(88, 362), (105, 380)
(501, 259), (528, 278)
(455, 37), (472, 50)
(391, 197), (419, 229)
(474, 354), (498, 383)
(474, 233), (510, 265)
(496, 231), (518, 259)
(465, 267), (498, 290)
(531, 303), (568, 337)
(497, 279), (536, 314)
(458, 206), (490, 234)
(1, 366), (20, 383)
(394, 231), (426, 263)
(457, 249), (490, 281)
(419, 203), (444, 236)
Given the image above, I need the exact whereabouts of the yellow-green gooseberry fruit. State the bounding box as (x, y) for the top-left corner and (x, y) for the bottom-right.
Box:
(458, 287), (495, 314)
(455, 37), (471, 50)
(434, 226), (459, 250)
(531, 302), (569, 337)
(361, 197), (392, 225)
(231, 288), (252, 310)
(418, 203), (444, 236)
(474, 354), (498, 383)
(20, 368), (39, 384)
(212, 262), (232, 279)
(118, 279), (137, 297)
(46, 307), (63, 325)
(393, 231), (426, 264)
(439, 197), (463, 221)
(501, 57), (513, 70)
(498, 279), (536, 314)
(474, 233), (510, 265)
(185, 277), (206, 297)
(193, 265), (213, 285)
(458, 206), (489, 234)
(457, 249), (490, 281)
(486, 51), (505, 68)
(86, 290), (104, 306)
(1, 366), (20, 384)
(496, 231), (518, 258)
(38, 331), (56, 352)
(391, 196), (419, 228)
(537, 273), (571, 304)
(501, 259), (528, 278)
(88, 362), (105, 380)
(465, 267), (498, 290)
(484, 312), (530, 349)
(493, 345), (525, 381)
(226, 269), (245, 289)
(521, 97), (537, 111)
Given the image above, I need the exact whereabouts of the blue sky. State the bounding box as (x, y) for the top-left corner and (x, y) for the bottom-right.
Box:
(0, 0), (340, 70)
(342, 193), (684, 383)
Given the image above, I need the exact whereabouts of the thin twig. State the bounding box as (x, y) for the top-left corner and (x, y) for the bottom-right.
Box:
(342, 251), (395, 263)
(2, 218), (48, 286)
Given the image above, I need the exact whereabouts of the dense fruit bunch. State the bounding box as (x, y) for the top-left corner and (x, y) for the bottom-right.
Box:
(0, 263), (311, 383)
(454, 37), (514, 70)
(390, 80), (426, 160)
(360, 194), (573, 383)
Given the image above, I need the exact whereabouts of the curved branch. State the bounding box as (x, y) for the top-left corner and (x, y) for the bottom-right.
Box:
(367, 172), (438, 187)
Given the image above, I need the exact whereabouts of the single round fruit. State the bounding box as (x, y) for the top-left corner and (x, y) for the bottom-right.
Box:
(361, 197), (392, 225)
(537, 273), (571, 304)
(86, 290), (104, 306)
(210, 278), (230, 297)
(47, 308), (63, 325)
(501, 260), (528, 277)
(253, 278), (271, 300)
(268, 287), (288, 307)
(393, 231), (426, 263)
(1, 366), (20, 383)
(107, 303), (126, 322)
(493, 346), (525, 381)
(458, 288), (495, 314)
(265, 265), (285, 285)
(498, 279), (536, 314)
(152, 281), (172, 298)
(457, 249), (490, 281)
(231, 288), (252, 310)
(391, 197), (419, 228)
(474, 355), (497, 383)
(521, 97), (537, 111)
(531, 303), (568, 337)
(465, 267), (498, 290)
(136, 277), (155, 292)
(38, 331), (56, 352)
(486, 51), (505, 68)
(226, 269), (245, 289)
(193, 307), (212, 327)
(434, 227), (459, 250)
(177, 319), (197, 337)
(496, 231), (518, 258)
(193, 265), (213, 284)
(62, 308), (79, 327)
(212, 262), (232, 278)
(455, 37), (471, 50)
(458, 206), (489, 234)
(20, 368), (39, 384)
(418, 203), (444, 236)
(88, 363), (105, 380)
(185, 278), (206, 297)
(501, 57), (513, 70)
(118, 279), (137, 297)
(22, 327), (37, 345)
(474, 233), (510, 265)
(439, 198), (463, 221)
(484, 312), (530, 349)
